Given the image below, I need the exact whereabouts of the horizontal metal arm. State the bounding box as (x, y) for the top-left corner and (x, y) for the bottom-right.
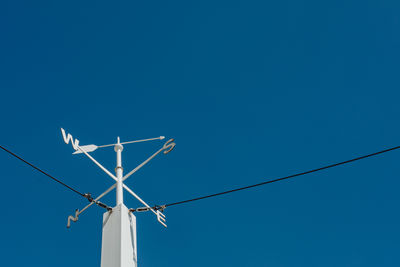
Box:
(98, 136), (165, 148)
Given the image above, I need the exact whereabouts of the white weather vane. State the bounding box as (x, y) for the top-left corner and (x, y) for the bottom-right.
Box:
(60, 128), (175, 228)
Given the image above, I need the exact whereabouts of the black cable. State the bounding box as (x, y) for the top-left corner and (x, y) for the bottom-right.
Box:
(0, 144), (113, 210)
(0, 144), (86, 197)
(164, 145), (400, 208)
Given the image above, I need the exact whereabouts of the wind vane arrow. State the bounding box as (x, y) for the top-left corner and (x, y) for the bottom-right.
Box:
(72, 136), (165, 154)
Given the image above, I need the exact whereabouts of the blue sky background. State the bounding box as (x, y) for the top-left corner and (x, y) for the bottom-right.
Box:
(1, 0), (400, 266)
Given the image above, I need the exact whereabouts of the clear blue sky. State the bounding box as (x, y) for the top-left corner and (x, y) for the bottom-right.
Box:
(1, 0), (400, 266)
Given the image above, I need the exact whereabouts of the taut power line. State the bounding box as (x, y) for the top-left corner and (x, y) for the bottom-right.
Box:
(2, 132), (400, 267)
(3, 141), (400, 212)
(152, 144), (400, 209)
(0, 144), (112, 212)
(0, 144), (86, 197)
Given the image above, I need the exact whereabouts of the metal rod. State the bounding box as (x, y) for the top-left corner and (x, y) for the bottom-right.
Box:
(97, 136), (165, 148)
(115, 137), (124, 205)
(78, 183), (116, 215)
(77, 145), (118, 182)
(123, 184), (157, 216)
(122, 146), (165, 182)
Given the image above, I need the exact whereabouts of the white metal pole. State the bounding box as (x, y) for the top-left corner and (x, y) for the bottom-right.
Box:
(102, 137), (137, 267)
(115, 137), (124, 206)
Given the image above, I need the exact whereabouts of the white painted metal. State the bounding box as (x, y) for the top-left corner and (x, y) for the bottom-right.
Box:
(61, 128), (117, 181)
(122, 139), (175, 182)
(118, 136), (165, 145)
(156, 210), (167, 228)
(67, 209), (80, 228)
(73, 136), (166, 154)
(60, 128), (174, 266)
(123, 184), (157, 216)
(123, 184), (167, 227)
(99, 136), (165, 148)
(79, 184), (117, 214)
(101, 204), (137, 267)
(115, 137), (124, 206)
(72, 144), (98, 154)
(61, 128), (80, 150)
(77, 145), (118, 182)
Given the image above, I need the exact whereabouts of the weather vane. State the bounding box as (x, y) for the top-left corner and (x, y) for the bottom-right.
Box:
(60, 128), (175, 267)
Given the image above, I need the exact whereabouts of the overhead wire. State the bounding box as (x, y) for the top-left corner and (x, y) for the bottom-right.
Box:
(158, 144), (400, 208)
(3, 143), (400, 213)
(0, 144), (111, 210)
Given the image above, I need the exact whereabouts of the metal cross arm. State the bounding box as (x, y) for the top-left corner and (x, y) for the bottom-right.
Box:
(123, 184), (156, 216)
(124, 184), (167, 227)
(59, 127), (177, 267)
(77, 145), (118, 182)
(122, 138), (176, 182)
(72, 136), (166, 154)
(60, 128), (118, 182)
(79, 184), (117, 215)
(60, 128), (174, 229)
(67, 183), (116, 228)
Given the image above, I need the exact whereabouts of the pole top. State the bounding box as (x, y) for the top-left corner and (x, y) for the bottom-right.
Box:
(114, 137), (124, 152)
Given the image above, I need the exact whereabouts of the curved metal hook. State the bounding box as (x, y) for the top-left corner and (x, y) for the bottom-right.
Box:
(163, 139), (176, 154)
